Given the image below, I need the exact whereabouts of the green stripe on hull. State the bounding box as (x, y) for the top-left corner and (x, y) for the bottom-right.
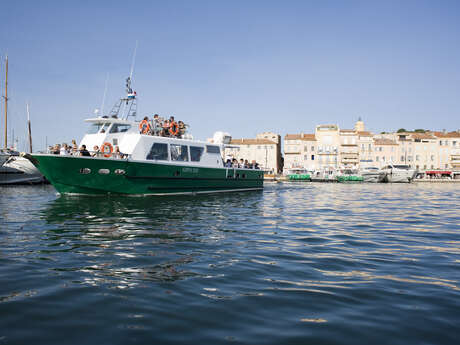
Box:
(29, 154), (264, 195)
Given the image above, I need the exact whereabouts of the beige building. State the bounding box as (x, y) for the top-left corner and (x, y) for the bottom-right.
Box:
(283, 119), (460, 174)
(223, 132), (282, 173)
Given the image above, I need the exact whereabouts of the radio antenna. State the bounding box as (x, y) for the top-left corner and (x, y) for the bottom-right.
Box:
(100, 72), (109, 116)
(129, 40), (138, 81)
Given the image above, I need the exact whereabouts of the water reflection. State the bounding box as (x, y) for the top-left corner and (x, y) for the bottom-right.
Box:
(38, 191), (264, 289)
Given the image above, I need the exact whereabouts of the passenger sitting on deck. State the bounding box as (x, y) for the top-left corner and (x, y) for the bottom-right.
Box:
(79, 145), (91, 157)
(139, 116), (150, 134)
(225, 159), (232, 167)
(178, 121), (186, 138)
(232, 158), (238, 167)
(162, 119), (170, 137)
(251, 160), (260, 169)
(152, 114), (162, 136)
(239, 159), (244, 168)
(113, 145), (125, 159)
(91, 145), (100, 157)
(244, 159), (250, 168)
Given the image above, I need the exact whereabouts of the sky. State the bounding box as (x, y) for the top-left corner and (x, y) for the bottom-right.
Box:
(1, 0), (460, 151)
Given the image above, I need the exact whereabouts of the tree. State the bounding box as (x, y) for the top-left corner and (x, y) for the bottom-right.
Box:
(397, 128), (407, 133)
(414, 129), (426, 133)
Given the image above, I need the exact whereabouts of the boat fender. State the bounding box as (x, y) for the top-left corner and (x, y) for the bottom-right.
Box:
(139, 120), (151, 134)
(101, 142), (113, 158)
(169, 121), (179, 136)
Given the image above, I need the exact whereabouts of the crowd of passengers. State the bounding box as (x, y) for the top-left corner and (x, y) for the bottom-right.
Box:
(225, 158), (260, 169)
(139, 114), (187, 138)
(48, 140), (125, 159)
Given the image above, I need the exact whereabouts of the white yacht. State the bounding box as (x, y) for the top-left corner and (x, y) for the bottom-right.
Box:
(0, 155), (46, 185)
(359, 166), (387, 183)
(0, 150), (9, 167)
(381, 164), (417, 183)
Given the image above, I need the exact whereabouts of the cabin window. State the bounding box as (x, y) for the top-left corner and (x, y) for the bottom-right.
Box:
(110, 124), (131, 133)
(190, 146), (204, 162)
(98, 169), (110, 175)
(87, 123), (104, 134)
(146, 143), (169, 161)
(79, 168), (91, 174)
(206, 145), (220, 154)
(171, 144), (189, 162)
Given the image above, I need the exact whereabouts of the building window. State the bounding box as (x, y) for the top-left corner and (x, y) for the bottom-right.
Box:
(304, 155), (308, 160)
(311, 155), (315, 160)
(376, 156), (379, 162)
(401, 155), (404, 161)
(431, 155), (434, 161)
(416, 155), (419, 161)
(304, 145), (308, 151)
(408, 156), (412, 162)
(311, 146), (315, 152)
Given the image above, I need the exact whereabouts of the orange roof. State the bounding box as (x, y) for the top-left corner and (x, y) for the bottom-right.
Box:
(339, 129), (356, 133)
(410, 133), (436, 140)
(433, 131), (460, 138)
(284, 134), (317, 141)
(357, 131), (372, 136)
(230, 138), (276, 145)
(374, 138), (398, 145)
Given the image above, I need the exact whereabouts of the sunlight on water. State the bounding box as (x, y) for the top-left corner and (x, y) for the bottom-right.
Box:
(0, 183), (459, 344)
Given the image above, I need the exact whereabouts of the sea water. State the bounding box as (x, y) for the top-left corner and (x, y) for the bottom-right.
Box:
(0, 183), (459, 344)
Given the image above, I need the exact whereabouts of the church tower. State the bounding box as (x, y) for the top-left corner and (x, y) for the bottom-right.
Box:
(355, 117), (365, 132)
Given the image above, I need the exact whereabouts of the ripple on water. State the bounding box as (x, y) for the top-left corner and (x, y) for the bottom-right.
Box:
(0, 183), (459, 344)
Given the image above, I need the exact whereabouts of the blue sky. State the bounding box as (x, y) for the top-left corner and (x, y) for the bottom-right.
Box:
(1, 0), (460, 150)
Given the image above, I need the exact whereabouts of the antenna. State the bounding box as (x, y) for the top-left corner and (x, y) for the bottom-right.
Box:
(100, 72), (109, 117)
(129, 40), (138, 81)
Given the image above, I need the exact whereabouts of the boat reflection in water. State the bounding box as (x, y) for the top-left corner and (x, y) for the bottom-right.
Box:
(40, 190), (263, 288)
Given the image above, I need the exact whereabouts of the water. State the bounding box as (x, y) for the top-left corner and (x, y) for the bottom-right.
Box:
(1, 183), (459, 344)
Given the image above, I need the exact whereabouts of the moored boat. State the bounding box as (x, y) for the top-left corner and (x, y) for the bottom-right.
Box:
(381, 164), (417, 183)
(24, 80), (264, 195)
(0, 155), (46, 185)
(336, 169), (363, 182)
(284, 168), (311, 181)
(359, 166), (387, 183)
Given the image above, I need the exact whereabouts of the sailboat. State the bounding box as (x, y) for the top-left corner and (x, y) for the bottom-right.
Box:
(0, 56), (46, 185)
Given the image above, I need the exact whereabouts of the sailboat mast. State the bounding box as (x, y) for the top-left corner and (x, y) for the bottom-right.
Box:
(3, 55), (7, 149)
(27, 103), (32, 153)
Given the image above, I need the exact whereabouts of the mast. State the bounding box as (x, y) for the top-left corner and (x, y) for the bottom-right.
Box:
(27, 103), (32, 153)
(3, 55), (7, 149)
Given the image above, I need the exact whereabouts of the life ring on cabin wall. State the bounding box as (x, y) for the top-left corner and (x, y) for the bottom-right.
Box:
(101, 142), (113, 158)
(139, 120), (151, 134)
(169, 121), (179, 136)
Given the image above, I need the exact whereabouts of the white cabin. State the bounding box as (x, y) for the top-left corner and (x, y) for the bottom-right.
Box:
(80, 118), (224, 168)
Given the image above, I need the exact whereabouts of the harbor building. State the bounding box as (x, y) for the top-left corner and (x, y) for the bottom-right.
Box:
(223, 132), (282, 173)
(283, 119), (460, 175)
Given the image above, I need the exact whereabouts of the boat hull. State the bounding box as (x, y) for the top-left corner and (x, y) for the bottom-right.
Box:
(27, 154), (263, 195)
(361, 172), (386, 183)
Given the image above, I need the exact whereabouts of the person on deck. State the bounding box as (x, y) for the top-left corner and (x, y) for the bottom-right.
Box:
(79, 145), (91, 157)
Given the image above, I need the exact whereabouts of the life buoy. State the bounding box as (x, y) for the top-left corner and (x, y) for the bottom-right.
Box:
(169, 121), (179, 136)
(101, 142), (113, 158)
(139, 120), (151, 134)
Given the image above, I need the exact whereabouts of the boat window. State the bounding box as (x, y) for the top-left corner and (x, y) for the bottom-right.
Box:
(146, 143), (169, 161)
(171, 144), (189, 162)
(110, 124), (131, 133)
(206, 145), (220, 154)
(87, 123), (104, 134)
(190, 146), (204, 162)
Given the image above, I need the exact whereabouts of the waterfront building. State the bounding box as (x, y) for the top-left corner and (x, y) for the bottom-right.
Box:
(223, 132), (281, 173)
(283, 119), (460, 174)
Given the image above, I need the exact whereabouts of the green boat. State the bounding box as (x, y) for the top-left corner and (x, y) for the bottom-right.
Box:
(285, 168), (311, 181)
(24, 79), (263, 196)
(336, 169), (363, 182)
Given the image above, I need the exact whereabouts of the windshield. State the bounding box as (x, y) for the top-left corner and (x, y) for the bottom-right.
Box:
(87, 123), (109, 134)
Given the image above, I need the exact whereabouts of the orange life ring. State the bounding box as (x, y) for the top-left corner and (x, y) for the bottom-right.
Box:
(139, 120), (151, 134)
(101, 142), (113, 158)
(169, 121), (179, 136)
